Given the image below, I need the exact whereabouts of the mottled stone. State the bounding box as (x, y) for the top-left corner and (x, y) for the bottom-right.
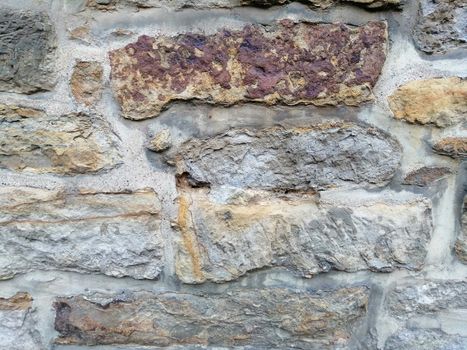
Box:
(0, 186), (163, 280)
(388, 77), (467, 127)
(0, 293), (42, 350)
(432, 137), (467, 159)
(413, 0), (467, 54)
(403, 166), (451, 186)
(0, 9), (55, 93)
(455, 195), (467, 263)
(109, 21), (387, 120)
(0, 104), (120, 174)
(243, 0), (401, 9)
(71, 61), (103, 106)
(385, 329), (467, 350)
(386, 280), (467, 350)
(54, 287), (369, 348)
(174, 123), (401, 191)
(175, 188), (432, 283)
(147, 129), (172, 152)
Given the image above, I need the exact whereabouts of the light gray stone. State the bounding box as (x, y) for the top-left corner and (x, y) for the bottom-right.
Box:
(385, 329), (467, 350)
(0, 186), (164, 280)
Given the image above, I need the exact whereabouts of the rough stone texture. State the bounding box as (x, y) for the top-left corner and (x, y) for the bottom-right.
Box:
(0, 293), (42, 350)
(0, 9), (55, 93)
(413, 0), (467, 55)
(386, 280), (467, 349)
(455, 195), (467, 263)
(175, 188), (432, 283)
(173, 123), (401, 191)
(54, 287), (369, 348)
(70, 61), (103, 106)
(109, 21), (387, 120)
(0, 186), (164, 280)
(147, 129), (172, 152)
(87, 0), (401, 10)
(402, 166), (451, 186)
(432, 137), (467, 159)
(0, 104), (120, 174)
(388, 77), (467, 128)
(385, 329), (467, 350)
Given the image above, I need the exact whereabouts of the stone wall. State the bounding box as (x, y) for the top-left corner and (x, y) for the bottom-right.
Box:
(0, 0), (465, 349)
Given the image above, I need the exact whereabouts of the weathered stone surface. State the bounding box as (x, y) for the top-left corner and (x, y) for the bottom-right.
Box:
(386, 280), (467, 350)
(0, 186), (163, 280)
(413, 0), (467, 54)
(147, 129), (172, 152)
(432, 137), (467, 159)
(388, 77), (467, 127)
(0, 104), (120, 174)
(109, 21), (387, 120)
(455, 195), (467, 263)
(385, 329), (467, 350)
(403, 166), (451, 186)
(0, 9), (55, 93)
(175, 188), (432, 283)
(174, 123), (401, 191)
(242, 0), (401, 9)
(54, 287), (369, 348)
(0, 293), (42, 350)
(71, 61), (103, 106)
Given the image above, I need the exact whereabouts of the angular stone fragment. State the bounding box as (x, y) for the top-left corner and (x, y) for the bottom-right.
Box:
(174, 123), (401, 191)
(109, 21), (387, 120)
(385, 329), (467, 350)
(71, 61), (103, 106)
(432, 137), (467, 159)
(388, 77), (467, 127)
(0, 9), (55, 93)
(54, 287), (369, 348)
(0, 293), (42, 350)
(402, 166), (451, 186)
(455, 195), (467, 263)
(147, 129), (172, 152)
(385, 280), (467, 350)
(175, 188), (432, 283)
(0, 104), (120, 174)
(0, 186), (163, 280)
(413, 0), (467, 54)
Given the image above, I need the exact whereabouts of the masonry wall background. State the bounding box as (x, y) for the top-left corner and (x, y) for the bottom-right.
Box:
(0, 0), (466, 349)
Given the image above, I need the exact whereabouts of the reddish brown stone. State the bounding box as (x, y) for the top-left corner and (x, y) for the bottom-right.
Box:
(109, 21), (387, 120)
(403, 166), (451, 186)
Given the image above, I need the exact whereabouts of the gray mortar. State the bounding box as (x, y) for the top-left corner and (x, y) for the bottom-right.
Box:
(0, 0), (466, 349)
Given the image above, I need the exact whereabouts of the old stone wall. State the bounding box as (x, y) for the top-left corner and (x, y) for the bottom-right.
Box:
(0, 0), (466, 349)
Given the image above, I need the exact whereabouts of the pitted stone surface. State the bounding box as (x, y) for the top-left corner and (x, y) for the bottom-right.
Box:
(175, 188), (432, 283)
(0, 187), (164, 280)
(71, 61), (104, 106)
(385, 280), (467, 350)
(173, 123), (401, 191)
(402, 167), (451, 186)
(455, 195), (467, 263)
(0, 9), (55, 93)
(0, 293), (42, 350)
(0, 104), (120, 174)
(388, 77), (467, 128)
(109, 21), (387, 120)
(432, 137), (467, 159)
(54, 287), (369, 348)
(413, 0), (467, 54)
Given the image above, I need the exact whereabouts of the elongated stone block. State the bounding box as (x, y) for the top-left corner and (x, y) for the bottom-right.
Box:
(175, 188), (432, 283)
(0, 186), (164, 280)
(54, 287), (369, 348)
(174, 123), (401, 191)
(0, 104), (120, 174)
(0, 293), (42, 350)
(109, 21), (387, 120)
(0, 9), (55, 93)
(455, 195), (467, 263)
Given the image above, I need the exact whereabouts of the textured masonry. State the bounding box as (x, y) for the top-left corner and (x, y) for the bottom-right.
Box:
(109, 21), (387, 119)
(54, 287), (369, 348)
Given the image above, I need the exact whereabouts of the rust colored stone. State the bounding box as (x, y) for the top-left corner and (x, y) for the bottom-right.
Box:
(432, 137), (467, 159)
(403, 166), (451, 186)
(0, 293), (32, 311)
(109, 21), (387, 120)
